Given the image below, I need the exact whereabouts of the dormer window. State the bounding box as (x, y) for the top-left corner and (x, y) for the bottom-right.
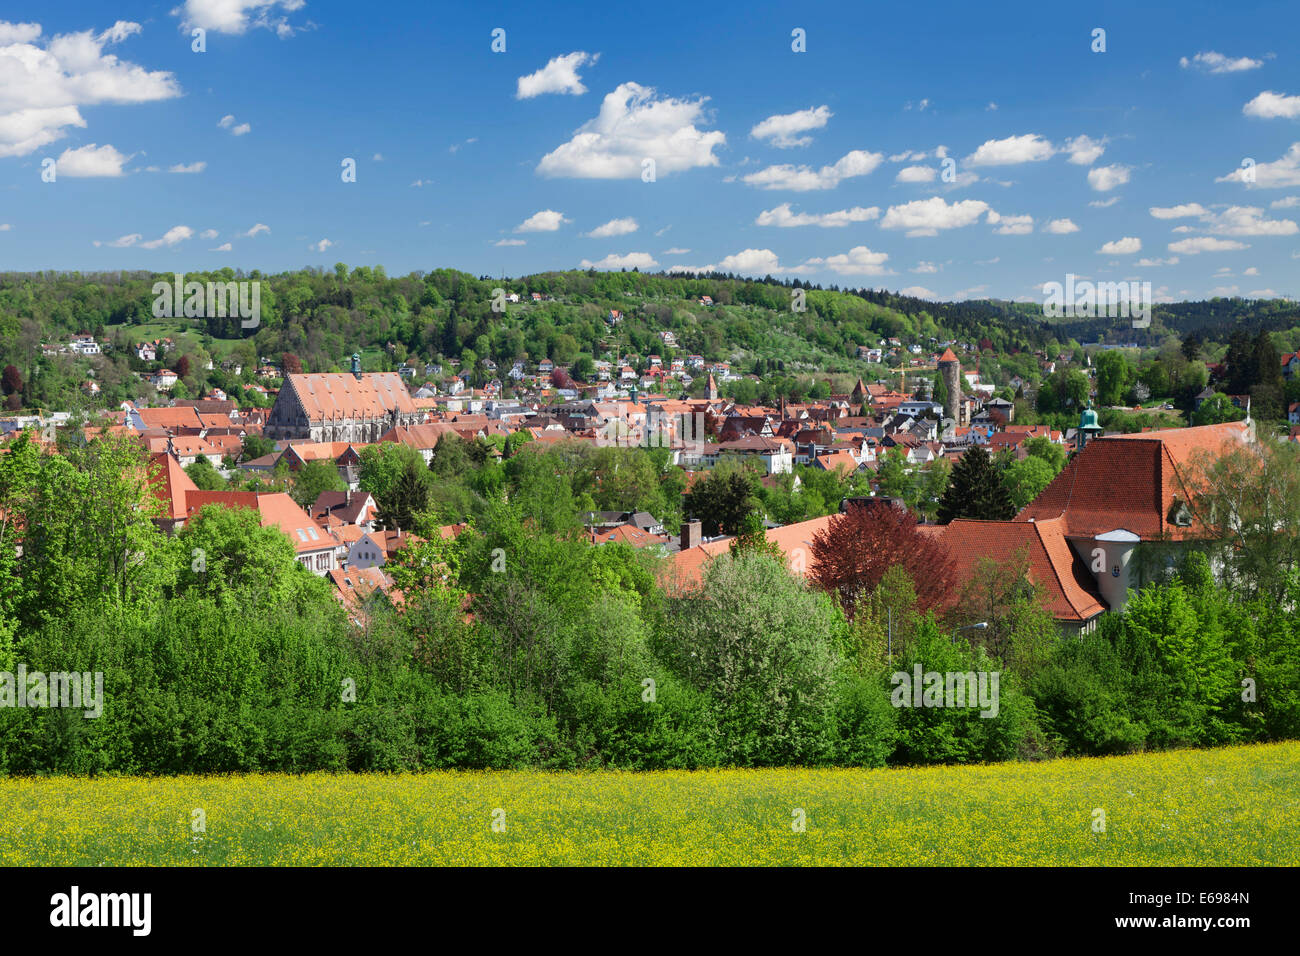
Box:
(1168, 498), (1193, 528)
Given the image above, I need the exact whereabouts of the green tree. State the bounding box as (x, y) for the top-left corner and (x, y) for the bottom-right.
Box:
(682, 465), (759, 537)
(292, 459), (346, 509)
(185, 456), (227, 491)
(1001, 455), (1056, 509)
(670, 552), (844, 765)
(936, 446), (1015, 523)
(1094, 350), (1132, 406)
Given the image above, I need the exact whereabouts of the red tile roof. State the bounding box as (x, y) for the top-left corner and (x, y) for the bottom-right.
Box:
(148, 452), (199, 521)
(283, 372), (416, 422)
(1019, 421), (1250, 541)
(664, 514), (835, 594)
(937, 516), (1106, 623)
(186, 490), (334, 553)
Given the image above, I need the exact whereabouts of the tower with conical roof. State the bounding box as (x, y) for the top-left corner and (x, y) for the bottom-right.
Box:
(706, 372), (718, 401)
(937, 348), (962, 423)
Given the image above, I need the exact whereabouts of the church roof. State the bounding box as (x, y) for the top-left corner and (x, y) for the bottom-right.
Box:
(282, 372), (416, 423)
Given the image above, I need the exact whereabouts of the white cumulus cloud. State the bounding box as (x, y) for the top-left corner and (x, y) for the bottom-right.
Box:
(1168, 236), (1249, 254)
(1064, 135), (1106, 165)
(537, 82), (724, 179)
(1044, 218), (1079, 234)
(175, 1), (307, 37)
(1181, 51), (1264, 73)
(515, 209), (570, 232)
(0, 20), (179, 158)
(1098, 237), (1141, 254)
(895, 164), (936, 183)
(965, 134), (1055, 167)
(1088, 164), (1131, 191)
(55, 143), (128, 176)
(1216, 143), (1300, 187)
(516, 52), (599, 99)
(139, 225), (194, 249)
(742, 149), (883, 191)
(218, 114), (250, 136)
(880, 197), (990, 237)
(585, 217), (638, 238)
(1243, 91), (1300, 119)
(749, 105), (832, 148)
(797, 245), (892, 276)
(754, 203), (879, 227)
(579, 252), (659, 270)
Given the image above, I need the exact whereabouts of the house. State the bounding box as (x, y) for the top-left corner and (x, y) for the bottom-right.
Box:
(328, 566), (400, 622)
(347, 529), (419, 569)
(1282, 353), (1300, 381)
(699, 295), (713, 307)
(1290, 402), (1300, 425)
(186, 490), (339, 575)
(377, 422), (458, 464)
(701, 435), (793, 474)
(812, 450), (860, 475)
(166, 436), (224, 468)
(69, 334), (100, 355)
(312, 489), (379, 529)
(664, 514), (836, 593)
(150, 369), (178, 390)
(278, 441), (365, 473)
(136, 343), (157, 362)
(974, 420), (1252, 625)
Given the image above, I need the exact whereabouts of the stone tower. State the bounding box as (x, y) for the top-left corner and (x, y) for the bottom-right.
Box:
(706, 372), (718, 401)
(938, 348), (962, 422)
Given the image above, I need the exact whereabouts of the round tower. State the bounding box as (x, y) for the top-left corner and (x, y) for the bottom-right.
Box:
(937, 348), (962, 422)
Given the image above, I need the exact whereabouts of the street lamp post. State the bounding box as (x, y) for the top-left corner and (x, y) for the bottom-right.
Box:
(952, 621), (989, 645)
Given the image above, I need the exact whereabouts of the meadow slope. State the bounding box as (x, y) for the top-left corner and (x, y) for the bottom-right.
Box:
(1, 742), (1295, 866)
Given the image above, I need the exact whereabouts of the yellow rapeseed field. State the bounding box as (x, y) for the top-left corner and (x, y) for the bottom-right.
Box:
(1, 742), (1295, 865)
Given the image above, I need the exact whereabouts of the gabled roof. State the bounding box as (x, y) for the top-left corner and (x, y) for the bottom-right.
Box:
(186, 490), (334, 553)
(137, 406), (204, 430)
(282, 372), (416, 422)
(378, 422), (457, 451)
(938, 516), (1105, 623)
(148, 452), (199, 521)
(664, 514), (836, 594)
(1017, 421), (1250, 541)
(813, 450), (859, 473)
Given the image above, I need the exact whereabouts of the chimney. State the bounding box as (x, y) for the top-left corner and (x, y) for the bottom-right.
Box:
(681, 519), (702, 551)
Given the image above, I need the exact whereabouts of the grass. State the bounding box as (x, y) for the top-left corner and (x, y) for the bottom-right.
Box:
(0, 741), (1295, 866)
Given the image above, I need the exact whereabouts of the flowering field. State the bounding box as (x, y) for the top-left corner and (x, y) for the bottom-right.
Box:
(1, 742), (1295, 866)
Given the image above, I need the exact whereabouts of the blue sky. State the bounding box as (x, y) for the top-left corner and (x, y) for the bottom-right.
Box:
(3, 0), (1299, 302)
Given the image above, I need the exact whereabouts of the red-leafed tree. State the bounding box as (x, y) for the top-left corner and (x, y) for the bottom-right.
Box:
(1, 365), (22, 396)
(809, 500), (956, 617)
(175, 354), (191, 379)
(281, 353), (303, 375)
(550, 366), (573, 389)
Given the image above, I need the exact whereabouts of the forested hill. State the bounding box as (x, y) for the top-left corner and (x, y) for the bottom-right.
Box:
(1, 267), (1296, 392)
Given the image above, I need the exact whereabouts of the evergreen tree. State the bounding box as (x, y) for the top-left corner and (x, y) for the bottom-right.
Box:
(1225, 329), (1253, 395)
(936, 446), (1015, 524)
(1250, 330), (1284, 419)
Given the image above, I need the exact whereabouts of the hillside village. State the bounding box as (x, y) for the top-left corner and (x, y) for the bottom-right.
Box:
(1, 329), (1281, 630)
